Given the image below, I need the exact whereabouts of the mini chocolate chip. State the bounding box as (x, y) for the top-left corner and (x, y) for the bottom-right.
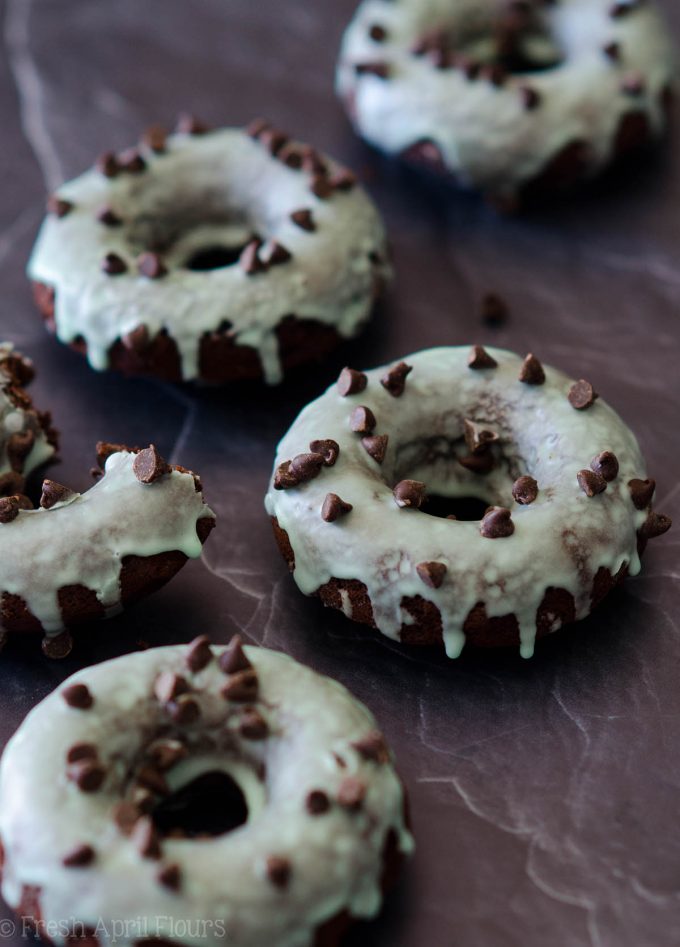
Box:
(290, 209), (315, 232)
(355, 62), (390, 79)
(113, 802), (143, 835)
(96, 151), (120, 177)
(265, 855), (291, 888)
(246, 117), (270, 138)
(47, 196), (74, 218)
(68, 760), (106, 793)
(463, 419), (499, 454)
(362, 434), (388, 464)
(221, 669), (259, 702)
(175, 113), (210, 135)
(640, 511), (672, 539)
(240, 239), (267, 275)
(137, 252), (168, 279)
(185, 635), (213, 672)
(133, 815), (162, 859)
(349, 405), (376, 434)
(329, 169), (357, 191)
(62, 844), (95, 868)
(568, 379), (598, 410)
(167, 694), (201, 725)
(380, 361), (412, 397)
(62, 683), (93, 709)
(337, 366), (367, 396)
(309, 439), (339, 466)
(337, 776), (367, 810)
(458, 452), (495, 475)
(133, 445), (170, 484)
(0, 496), (20, 523)
(321, 493), (353, 522)
(118, 149), (146, 173)
(603, 40), (621, 60)
(519, 353), (546, 385)
(512, 475), (538, 505)
(480, 292), (509, 326)
(480, 507), (515, 538)
(220, 635), (252, 674)
(590, 451), (619, 482)
(40, 480), (75, 509)
(393, 479), (426, 509)
(101, 252), (127, 276)
(369, 23), (387, 41)
(352, 731), (390, 763)
(239, 708), (269, 740)
(148, 739), (187, 771)
(142, 124), (168, 153)
(521, 86), (541, 110)
(260, 128), (288, 156)
(416, 561), (447, 589)
(66, 743), (98, 764)
(306, 789), (330, 815)
(278, 143), (303, 168)
(577, 469), (607, 496)
(123, 324), (150, 354)
(154, 671), (189, 705)
(468, 346), (498, 369)
(274, 460), (299, 490)
(136, 766), (169, 796)
(157, 863), (182, 891)
(310, 174), (333, 199)
(264, 242), (292, 265)
(97, 206), (122, 226)
(621, 72), (645, 96)
(628, 478), (655, 509)
(290, 452), (325, 483)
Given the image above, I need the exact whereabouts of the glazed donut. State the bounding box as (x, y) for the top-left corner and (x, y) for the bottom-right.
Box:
(0, 343), (58, 498)
(265, 345), (671, 658)
(29, 118), (391, 385)
(336, 0), (676, 203)
(0, 639), (412, 947)
(0, 444), (215, 658)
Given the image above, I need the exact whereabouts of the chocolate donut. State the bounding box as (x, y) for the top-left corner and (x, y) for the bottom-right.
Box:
(336, 0), (676, 203)
(0, 444), (215, 658)
(0, 639), (413, 947)
(265, 346), (671, 658)
(29, 118), (391, 384)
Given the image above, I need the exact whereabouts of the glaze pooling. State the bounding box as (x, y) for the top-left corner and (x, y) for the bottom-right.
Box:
(265, 346), (654, 658)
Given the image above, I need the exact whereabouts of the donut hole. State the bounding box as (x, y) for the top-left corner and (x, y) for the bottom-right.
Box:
(152, 770), (248, 839)
(184, 242), (255, 271)
(420, 493), (490, 522)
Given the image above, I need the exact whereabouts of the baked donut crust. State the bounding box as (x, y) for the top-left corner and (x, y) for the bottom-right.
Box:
(28, 121), (391, 384)
(0, 641), (413, 947)
(265, 346), (671, 658)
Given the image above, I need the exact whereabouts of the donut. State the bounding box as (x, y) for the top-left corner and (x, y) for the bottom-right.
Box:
(0, 443), (215, 658)
(336, 0), (676, 203)
(0, 639), (413, 947)
(0, 343), (58, 499)
(265, 345), (672, 658)
(29, 118), (391, 385)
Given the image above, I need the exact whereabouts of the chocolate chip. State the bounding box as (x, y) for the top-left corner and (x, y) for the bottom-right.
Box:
(329, 169), (356, 191)
(519, 353), (546, 385)
(274, 460), (299, 490)
(40, 480), (75, 509)
(290, 209), (316, 232)
(133, 445), (170, 484)
(62, 683), (93, 709)
(416, 561), (447, 589)
(321, 493), (353, 522)
(464, 419), (499, 454)
(101, 252), (127, 276)
(42, 630), (73, 660)
(458, 452), (495, 475)
(239, 708), (269, 740)
(337, 366), (367, 396)
(468, 346), (498, 370)
(577, 469), (607, 496)
(393, 479), (426, 509)
(362, 434), (388, 464)
(167, 694), (201, 725)
(157, 864), (182, 891)
(68, 760), (106, 793)
(185, 635), (213, 672)
(264, 242), (292, 266)
(66, 743), (98, 764)
(521, 86), (541, 110)
(480, 507), (515, 538)
(355, 62), (390, 79)
(220, 636), (252, 675)
(480, 292), (509, 326)
(628, 478), (655, 509)
(310, 174), (333, 199)
(133, 816), (162, 859)
(0, 496), (20, 523)
(62, 844), (95, 868)
(113, 802), (143, 835)
(568, 379), (598, 410)
(221, 669), (259, 702)
(337, 776), (367, 810)
(147, 739), (187, 771)
(142, 124), (168, 153)
(349, 405), (376, 435)
(603, 40), (621, 60)
(309, 439), (339, 466)
(96, 151), (120, 178)
(640, 511), (672, 539)
(265, 855), (291, 888)
(240, 239), (267, 275)
(369, 23), (387, 41)
(380, 361), (412, 397)
(138, 252), (168, 279)
(590, 451), (619, 482)
(246, 117), (270, 138)
(512, 475), (538, 505)
(47, 196), (74, 218)
(260, 128), (288, 156)
(175, 113), (210, 135)
(290, 452), (325, 483)
(352, 730), (390, 764)
(123, 324), (150, 354)
(621, 72), (645, 96)
(306, 789), (330, 815)
(97, 206), (122, 226)
(278, 143), (303, 168)
(118, 149), (146, 173)
(154, 671), (189, 705)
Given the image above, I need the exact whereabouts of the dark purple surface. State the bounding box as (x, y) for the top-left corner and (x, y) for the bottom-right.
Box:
(1, 1), (680, 945)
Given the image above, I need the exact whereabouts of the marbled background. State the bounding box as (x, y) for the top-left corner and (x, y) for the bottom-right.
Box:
(1, 1), (679, 945)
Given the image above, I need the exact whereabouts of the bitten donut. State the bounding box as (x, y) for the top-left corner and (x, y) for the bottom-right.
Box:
(0, 444), (215, 658)
(29, 118), (391, 385)
(0, 343), (58, 498)
(0, 639), (413, 947)
(337, 0), (676, 203)
(265, 346), (671, 658)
